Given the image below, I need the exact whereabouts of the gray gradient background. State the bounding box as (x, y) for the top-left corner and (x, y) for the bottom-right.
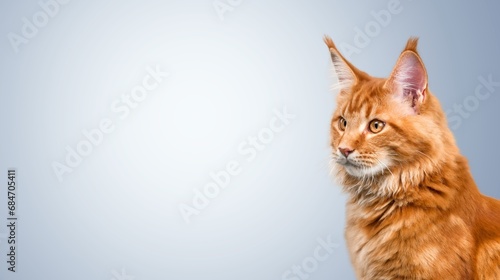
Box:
(1, 1), (499, 279)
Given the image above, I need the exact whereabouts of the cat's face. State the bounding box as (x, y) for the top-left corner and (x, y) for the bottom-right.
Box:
(330, 79), (402, 178)
(330, 79), (433, 179)
(325, 37), (453, 190)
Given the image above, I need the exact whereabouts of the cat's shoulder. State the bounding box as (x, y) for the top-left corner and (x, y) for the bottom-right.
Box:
(475, 237), (500, 279)
(474, 195), (500, 278)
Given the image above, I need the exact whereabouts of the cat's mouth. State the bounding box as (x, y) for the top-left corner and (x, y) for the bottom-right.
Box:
(335, 155), (387, 178)
(339, 161), (366, 178)
(336, 156), (357, 167)
(336, 157), (362, 173)
(340, 160), (360, 170)
(341, 161), (375, 178)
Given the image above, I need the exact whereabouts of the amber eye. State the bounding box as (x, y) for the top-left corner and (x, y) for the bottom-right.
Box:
(369, 119), (385, 133)
(339, 117), (347, 131)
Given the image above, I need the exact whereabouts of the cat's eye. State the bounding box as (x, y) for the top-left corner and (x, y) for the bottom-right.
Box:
(339, 117), (347, 131)
(369, 119), (385, 133)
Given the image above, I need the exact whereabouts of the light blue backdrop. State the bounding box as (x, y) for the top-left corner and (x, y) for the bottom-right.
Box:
(1, 1), (499, 279)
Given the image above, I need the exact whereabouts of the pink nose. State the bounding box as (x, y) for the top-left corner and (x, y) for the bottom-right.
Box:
(339, 147), (354, 158)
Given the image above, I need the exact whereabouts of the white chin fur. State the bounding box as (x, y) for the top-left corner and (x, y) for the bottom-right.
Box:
(343, 162), (389, 178)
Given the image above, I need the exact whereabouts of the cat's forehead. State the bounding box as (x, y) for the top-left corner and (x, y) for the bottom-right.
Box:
(340, 102), (387, 121)
(337, 79), (391, 120)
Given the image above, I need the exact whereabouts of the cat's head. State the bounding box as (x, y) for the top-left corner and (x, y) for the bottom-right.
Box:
(325, 36), (456, 198)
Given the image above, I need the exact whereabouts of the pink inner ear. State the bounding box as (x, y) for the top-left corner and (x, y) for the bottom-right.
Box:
(391, 52), (427, 112)
(394, 53), (427, 92)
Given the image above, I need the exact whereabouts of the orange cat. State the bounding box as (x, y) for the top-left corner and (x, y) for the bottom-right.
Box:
(325, 36), (500, 279)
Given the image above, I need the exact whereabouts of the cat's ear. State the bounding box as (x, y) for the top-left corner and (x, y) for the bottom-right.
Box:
(324, 36), (362, 92)
(385, 37), (428, 114)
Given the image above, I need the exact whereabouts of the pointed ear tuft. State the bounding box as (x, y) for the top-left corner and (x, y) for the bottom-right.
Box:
(324, 35), (358, 92)
(386, 37), (428, 114)
(404, 37), (419, 53)
(323, 35), (336, 49)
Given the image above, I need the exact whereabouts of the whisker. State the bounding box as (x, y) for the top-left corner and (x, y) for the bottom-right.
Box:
(376, 158), (394, 177)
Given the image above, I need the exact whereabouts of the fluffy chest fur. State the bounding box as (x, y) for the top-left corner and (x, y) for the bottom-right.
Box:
(345, 200), (474, 279)
(345, 190), (500, 280)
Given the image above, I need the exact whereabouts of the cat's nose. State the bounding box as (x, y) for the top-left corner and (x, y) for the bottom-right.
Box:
(339, 147), (354, 158)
